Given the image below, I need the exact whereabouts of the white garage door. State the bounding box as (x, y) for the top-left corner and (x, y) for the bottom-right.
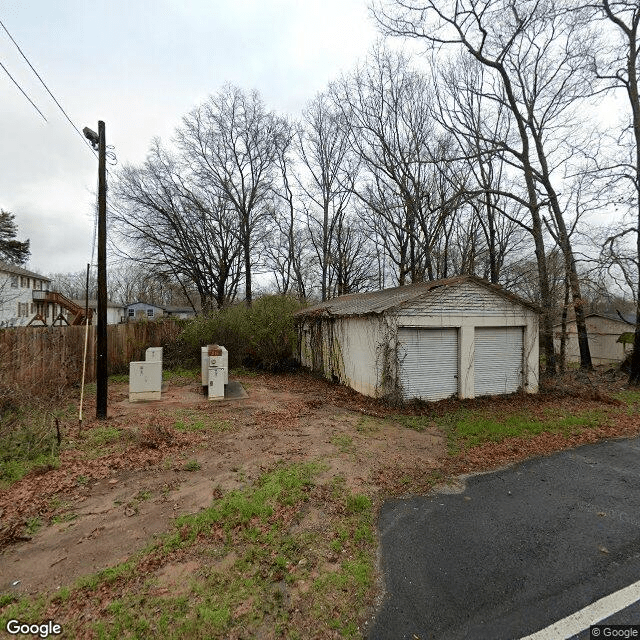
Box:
(398, 328), (459, 401)
(474, 327), (523, 396)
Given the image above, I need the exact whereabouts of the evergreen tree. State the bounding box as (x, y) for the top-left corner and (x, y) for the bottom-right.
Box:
(0, 210), (30, 265)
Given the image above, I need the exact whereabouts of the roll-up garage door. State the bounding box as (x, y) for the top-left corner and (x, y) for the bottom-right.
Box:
(474, 327), (523, 396)
(398, 328), (459, 401)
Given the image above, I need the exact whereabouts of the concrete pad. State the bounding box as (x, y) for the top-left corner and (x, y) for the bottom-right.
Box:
(129, 390), (162, 402)
(224, 380), (248, 400)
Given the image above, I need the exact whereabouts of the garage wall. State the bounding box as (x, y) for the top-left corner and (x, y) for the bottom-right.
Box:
(297, 280), (539, 401)
(298, 316), (384, 397)
(396, 281), (539, 398)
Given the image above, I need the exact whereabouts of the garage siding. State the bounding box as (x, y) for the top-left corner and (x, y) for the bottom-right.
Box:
(474, 327), (524, 396)
(398, 327), (459, 401)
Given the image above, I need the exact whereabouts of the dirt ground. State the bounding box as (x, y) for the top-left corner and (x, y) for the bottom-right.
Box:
(0, 372), (445, 596)
(1, 367), (639, 603)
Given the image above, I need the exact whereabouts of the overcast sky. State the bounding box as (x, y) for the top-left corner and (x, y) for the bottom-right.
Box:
(0, 0), (379, 275)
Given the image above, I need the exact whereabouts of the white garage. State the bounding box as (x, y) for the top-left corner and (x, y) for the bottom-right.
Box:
(295, 276), (539, 401)
(398, 328), (459, 401)
(474, 327), (524, 396)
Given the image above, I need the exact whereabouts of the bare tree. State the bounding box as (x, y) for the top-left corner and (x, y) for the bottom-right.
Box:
(374, 0), (597, 374)
(334, 47), (465, 285)
(592, 0), (640, 382)
(178, 85), (286, 306)
(265, 122), (308, 297)
(328, 213), (375, 296)
(297, 92), (355, 300)
(436, 57), (527, 284)
(111, 139), (243, 312)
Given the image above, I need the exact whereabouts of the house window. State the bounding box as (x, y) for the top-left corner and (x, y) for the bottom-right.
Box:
(147, 308), (154, 318)
(128, 309), (135, 317)
(10, 276), (17, 288)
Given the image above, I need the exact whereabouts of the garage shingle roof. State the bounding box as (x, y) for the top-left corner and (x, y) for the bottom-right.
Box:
(295, 275), (540, 318)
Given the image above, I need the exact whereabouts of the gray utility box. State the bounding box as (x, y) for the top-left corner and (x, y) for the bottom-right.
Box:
(201, 344), (228, 400)
(129, 347), (163, 402)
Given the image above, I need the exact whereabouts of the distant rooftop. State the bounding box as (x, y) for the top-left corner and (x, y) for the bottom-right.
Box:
(554, 312), (636, 327)
(0, 260), (51, 281)
(71, 299), (125, 310)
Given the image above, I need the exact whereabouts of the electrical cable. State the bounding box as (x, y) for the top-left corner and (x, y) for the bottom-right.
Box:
(91, 173), (99, 265)
(0, 18), (96, 156)
(0, 59), (47, 121)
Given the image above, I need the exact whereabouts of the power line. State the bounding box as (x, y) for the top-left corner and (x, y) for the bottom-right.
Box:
(0, 60), (47, 122)
(91, 173), (99, 266)
(0, 18), (96, 156)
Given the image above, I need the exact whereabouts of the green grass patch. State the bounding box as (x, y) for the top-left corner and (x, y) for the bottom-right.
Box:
(85, 426), (122, 448)
(83, 382), (97, 396)
(174, 417), (233, 433)
(394, 415), (432, 432)
(330, 434), (354, 453)
(615, 390), (640, 413)
(1, 461), (377, 638)
(183, 460), (201, 472)
(230, 366), (260, 378)
(108, 373), (129, 383)
(51, 512), (77, 525)
(24, 516), (42, 536)
(435, 408), (605, 452)
(355, 416), (383, 434)
(0, 593), (18, 607)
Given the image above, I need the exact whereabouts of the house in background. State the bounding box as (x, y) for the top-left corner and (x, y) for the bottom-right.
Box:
(125, 302), (196, 321)
(554, 313), (633, 365)
(0, 261), (51, 327)
(0, 261), (94, 327)
(164, 305), (196, 320)
(295, 275), (539, 401)
(69, 299), (126, 325)
(125, 301), (166, 321)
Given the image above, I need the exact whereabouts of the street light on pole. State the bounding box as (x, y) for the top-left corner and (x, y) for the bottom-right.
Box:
(84, 121), (108, 419)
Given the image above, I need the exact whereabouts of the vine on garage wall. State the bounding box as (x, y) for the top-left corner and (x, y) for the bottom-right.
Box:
(376, 317), (404, 405)
(296, 315), (346, 384)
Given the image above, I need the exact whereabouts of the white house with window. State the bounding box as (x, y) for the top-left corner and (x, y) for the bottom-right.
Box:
(0, 261), (52, 327)
(69, 299), (126, 325)
(125, 301), (166, 321)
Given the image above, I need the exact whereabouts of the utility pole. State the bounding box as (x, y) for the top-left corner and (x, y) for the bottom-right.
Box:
(83, 121), (108, 419)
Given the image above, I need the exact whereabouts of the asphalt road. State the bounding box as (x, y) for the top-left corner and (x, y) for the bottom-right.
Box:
(368, 435), (640, 640)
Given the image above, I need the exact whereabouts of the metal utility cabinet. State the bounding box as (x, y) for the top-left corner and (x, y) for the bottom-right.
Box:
(129, 347), (163, 402)
(201, 344), (228, 400)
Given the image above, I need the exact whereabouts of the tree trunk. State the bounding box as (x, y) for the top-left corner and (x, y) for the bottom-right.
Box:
(529, 123), (592, 371)
(628, 21), (640, 384)
(559, 278), (570, 375)
(243, 215), (252, 306)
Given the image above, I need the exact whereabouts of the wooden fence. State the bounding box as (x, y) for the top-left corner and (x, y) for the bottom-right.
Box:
(0, 320), (183, 392)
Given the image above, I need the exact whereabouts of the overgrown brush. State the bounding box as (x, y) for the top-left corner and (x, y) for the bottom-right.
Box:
(176, 294), (304, 371)
(0, 403), (66, 487)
